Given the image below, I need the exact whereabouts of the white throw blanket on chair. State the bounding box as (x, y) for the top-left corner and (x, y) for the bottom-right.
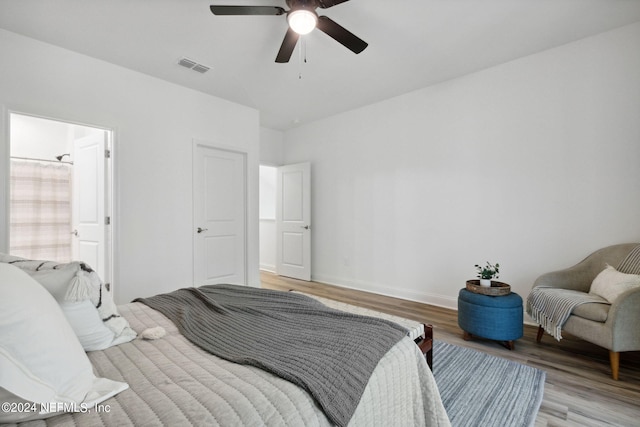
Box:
(526, 286), (608, 340)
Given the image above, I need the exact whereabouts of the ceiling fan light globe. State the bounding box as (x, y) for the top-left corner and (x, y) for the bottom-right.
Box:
(288, 9), (317, 35)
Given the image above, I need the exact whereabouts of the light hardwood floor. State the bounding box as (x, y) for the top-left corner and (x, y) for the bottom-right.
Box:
(260, 271), (640, 427)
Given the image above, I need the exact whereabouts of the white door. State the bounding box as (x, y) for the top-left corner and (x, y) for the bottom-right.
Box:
(193, 143), (247, 286)
(276, 162), (311, 281)
(72, 132), (108, 282)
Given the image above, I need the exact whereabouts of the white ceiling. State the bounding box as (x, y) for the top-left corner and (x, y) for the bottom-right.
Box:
(1, 0), (640, 130)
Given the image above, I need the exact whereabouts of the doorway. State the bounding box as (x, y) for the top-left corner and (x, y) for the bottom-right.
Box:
(8, 112), (113, 284)
(259, 165), (277, 272)
(259, 162), (311, 281)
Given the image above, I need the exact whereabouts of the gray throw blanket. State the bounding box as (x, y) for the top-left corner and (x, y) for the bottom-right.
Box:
(134, 284), (408, 427)
(526, 286), (607, 340)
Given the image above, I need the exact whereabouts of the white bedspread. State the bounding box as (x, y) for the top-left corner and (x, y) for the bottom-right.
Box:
(10, 302), (450, 426)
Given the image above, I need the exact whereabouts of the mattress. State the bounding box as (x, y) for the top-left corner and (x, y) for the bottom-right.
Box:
(12, 302), (450, 426)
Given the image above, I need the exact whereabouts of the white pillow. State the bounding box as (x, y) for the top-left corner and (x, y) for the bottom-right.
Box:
(12, 262), (77, 301)
(60, 300), (117, 351)
(589, 265), (640, 303)
(0, 253), (136, 350)
(0, 263), (128, 423)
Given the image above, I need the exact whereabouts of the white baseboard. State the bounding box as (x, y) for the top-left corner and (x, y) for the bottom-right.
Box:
(259, 264), (276, 273)
(263, 271), (535, 321)
(311, 273), (458, 311)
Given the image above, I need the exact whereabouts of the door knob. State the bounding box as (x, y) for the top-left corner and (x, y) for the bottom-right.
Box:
(197, 227), (208, 234)
(301, 225), (310, 230)
(71, 229), (78, 236)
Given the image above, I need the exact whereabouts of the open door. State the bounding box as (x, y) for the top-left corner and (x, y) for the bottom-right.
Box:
(276, 162), (311, 281)
(72, 131), (109, 283)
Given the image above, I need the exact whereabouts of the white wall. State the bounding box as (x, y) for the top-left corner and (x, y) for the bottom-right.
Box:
(10, 113), (104, 162)
(10, 114), (72, 160)
(0, 29), (260, 304)
(258, 127), (284, 272)
(260, 127), (284, 166)
(259, 165), (277, 272)
(283, 22), (640, 308)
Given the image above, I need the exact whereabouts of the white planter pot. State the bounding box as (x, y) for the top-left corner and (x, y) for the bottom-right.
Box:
(479, 279), (492, 287)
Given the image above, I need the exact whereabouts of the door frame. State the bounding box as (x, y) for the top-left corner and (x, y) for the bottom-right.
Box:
(192, 139), (249, 286)
(2, 109), (115, 290)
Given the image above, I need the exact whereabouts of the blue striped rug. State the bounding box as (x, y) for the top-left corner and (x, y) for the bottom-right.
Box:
(432, 340), (546, 427)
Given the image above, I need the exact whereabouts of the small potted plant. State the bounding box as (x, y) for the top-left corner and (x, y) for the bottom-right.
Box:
(475, 262), (500, 287)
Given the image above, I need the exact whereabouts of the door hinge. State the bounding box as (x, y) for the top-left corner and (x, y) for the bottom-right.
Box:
(105, 149), (111, 159)
(105, 216), (111, 225)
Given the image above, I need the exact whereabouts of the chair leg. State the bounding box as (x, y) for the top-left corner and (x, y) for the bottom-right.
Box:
(609, 351), (620, 380)
(536, 325), (544, 343)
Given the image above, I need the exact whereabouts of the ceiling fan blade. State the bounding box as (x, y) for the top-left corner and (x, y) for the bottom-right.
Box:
(316, 16), (367, 54)
(209, 5), (285, 16)
(275, 28), (300, 63)
(316, 0), (350, 8)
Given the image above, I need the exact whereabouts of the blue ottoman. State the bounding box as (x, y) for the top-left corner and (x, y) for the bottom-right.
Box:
(457, 288), (523, 350)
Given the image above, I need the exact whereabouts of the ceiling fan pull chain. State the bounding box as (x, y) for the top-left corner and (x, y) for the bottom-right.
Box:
(298, 36), (305, 79)
(303, 36), (308, 63)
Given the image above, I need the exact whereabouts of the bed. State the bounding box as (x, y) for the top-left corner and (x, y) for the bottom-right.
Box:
(294, 291), (434, 368)
(0, 258), (450, 427)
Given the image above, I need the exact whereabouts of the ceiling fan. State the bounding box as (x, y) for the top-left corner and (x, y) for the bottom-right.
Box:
(210, 0), (368, 63)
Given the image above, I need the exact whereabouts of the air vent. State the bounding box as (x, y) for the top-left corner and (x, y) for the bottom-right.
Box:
(178, 58), (197, 68)
(191, 64), (210, 74)
(177, 57), (211, 74)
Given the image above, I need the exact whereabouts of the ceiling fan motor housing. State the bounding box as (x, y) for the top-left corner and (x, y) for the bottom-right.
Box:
(286, 0), (320, 11)
(287, 0), (319, 35)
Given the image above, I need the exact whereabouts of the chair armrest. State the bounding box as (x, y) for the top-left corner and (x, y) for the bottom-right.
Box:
(533, 263), (600, 292)
(608, 287), (640, 351)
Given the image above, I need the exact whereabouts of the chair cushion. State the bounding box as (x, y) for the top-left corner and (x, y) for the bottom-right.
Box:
(589, 265), (640, 303)
(571, 300), (610, 322)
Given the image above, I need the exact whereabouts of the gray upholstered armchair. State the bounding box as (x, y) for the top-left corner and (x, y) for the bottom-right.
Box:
(529, 243), (640, 380)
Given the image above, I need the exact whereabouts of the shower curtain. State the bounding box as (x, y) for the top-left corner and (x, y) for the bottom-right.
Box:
(9, 159), (73, 262)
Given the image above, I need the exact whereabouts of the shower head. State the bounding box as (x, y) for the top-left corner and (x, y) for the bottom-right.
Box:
(56, 153), (70, 161)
